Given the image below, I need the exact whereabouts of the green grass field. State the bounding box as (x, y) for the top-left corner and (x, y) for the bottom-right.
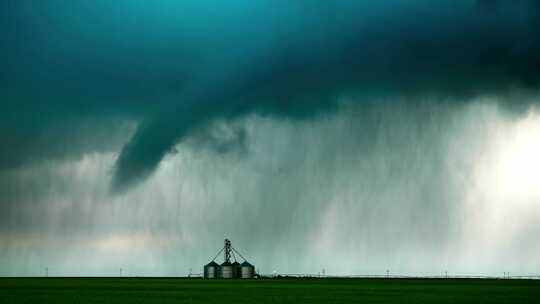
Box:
(1, 277), (539, 304)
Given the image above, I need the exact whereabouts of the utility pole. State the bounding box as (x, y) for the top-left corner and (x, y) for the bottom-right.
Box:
(120, 268), (122, 277)
(445, 271), (448, 279)
(45, 267), (48, 278)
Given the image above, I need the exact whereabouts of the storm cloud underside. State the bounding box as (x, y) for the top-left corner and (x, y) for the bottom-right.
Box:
(1, 0), (539, 189)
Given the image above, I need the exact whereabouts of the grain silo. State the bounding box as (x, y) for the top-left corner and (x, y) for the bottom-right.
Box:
(240, 261), (255, 279)
(203, 238), (256, 279)
(203, 261), (219, 278)
(232, 261), (241, 278)
(220, 261), (234, 278)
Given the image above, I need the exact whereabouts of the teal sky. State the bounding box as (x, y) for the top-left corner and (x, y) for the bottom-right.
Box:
(1, 0), (539, 276)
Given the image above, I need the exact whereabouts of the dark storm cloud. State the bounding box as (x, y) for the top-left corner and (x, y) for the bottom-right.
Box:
(1, 0), (539, 191)
(477, 0), (498, 12)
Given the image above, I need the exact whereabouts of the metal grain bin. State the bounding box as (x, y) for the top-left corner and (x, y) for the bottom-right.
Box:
(203, 261), (219, 279)
(240, 261), (255, 279)
(221, 261), (233, 278)
(232, 261), (241, 278)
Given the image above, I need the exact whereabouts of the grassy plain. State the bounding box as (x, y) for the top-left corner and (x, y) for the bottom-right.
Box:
(1, 277), (539, 304)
